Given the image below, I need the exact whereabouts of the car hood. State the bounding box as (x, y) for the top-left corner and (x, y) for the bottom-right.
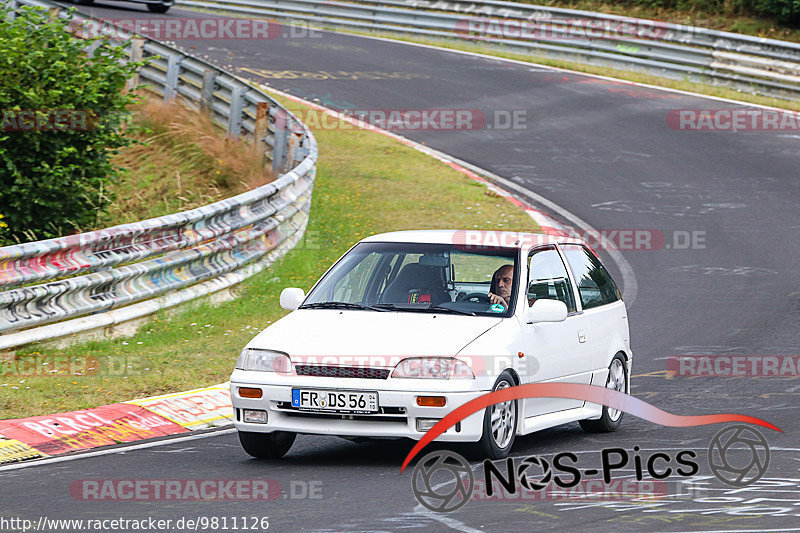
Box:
(245, 309), (503, 360)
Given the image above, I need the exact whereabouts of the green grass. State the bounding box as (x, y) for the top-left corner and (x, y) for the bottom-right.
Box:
(0, 96), (539, 419)
(107, 98), (274, 224)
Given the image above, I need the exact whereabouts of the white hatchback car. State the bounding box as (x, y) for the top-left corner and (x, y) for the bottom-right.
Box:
(230, 230), (631, 459)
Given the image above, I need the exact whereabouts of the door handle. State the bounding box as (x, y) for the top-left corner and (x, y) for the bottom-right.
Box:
(578, 330), (587, 343)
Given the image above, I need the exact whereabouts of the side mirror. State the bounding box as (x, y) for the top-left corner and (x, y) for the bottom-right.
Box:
(526, 299), (568, 324)
(280, 288), (305, 311)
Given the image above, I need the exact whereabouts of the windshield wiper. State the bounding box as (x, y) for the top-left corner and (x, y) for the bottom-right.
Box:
(299, 302), (388, 312)
(428, 305), (477, 316)
(374, 303), (475, 316)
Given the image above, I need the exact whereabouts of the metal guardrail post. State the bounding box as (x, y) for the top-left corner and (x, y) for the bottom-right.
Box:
(85, 39), (102, 57)
(164, 54), (181, 102)
(252, 101), (270, 159)
(271, 108), (289, 175)
(286, 118), (304, 165)
(126, 39), (145, 93)
(226, 85), (245, 139)
(201, 69), (216, 116)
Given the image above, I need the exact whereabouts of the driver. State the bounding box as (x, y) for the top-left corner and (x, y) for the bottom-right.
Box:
(488, 264), (513, 309)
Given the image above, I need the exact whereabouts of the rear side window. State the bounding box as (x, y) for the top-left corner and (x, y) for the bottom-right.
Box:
(560, 245), (620, 309)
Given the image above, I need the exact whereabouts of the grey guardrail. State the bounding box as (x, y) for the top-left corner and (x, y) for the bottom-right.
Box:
(176, 0), (800, 99)
(0, 0), (318, 349)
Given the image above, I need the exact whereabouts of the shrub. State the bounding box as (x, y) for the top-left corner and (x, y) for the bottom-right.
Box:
(755, 0), (800, 24)
(0, 5), (144, 245)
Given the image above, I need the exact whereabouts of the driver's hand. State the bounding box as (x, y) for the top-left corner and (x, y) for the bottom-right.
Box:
(488, 293), (507, 308)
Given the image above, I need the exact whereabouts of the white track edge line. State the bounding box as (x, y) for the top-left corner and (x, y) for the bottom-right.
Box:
(304, 25), (800, 113)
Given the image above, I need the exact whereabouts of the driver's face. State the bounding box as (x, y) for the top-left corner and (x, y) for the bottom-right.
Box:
(496, 266), (513, 299)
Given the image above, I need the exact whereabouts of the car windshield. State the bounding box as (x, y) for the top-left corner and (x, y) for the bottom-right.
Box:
(302, 242), (519, 317)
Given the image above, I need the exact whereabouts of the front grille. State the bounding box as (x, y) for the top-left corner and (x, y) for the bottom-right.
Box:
(295, 365), (390, 379)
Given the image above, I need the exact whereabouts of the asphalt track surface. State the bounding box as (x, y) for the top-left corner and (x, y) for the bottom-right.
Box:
(3, 2), (800, 531)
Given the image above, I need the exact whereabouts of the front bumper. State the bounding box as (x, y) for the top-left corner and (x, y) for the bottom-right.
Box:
(230, 383), (487, 442)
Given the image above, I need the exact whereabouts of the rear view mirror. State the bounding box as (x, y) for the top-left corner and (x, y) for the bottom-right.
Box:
(419, 254), (449, 267)
(526, 299), (568, 324)
(280, 288), (306, 311)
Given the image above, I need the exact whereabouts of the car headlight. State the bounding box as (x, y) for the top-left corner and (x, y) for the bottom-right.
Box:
(235, 349), (291, 373)
(391, 357), (475, 379)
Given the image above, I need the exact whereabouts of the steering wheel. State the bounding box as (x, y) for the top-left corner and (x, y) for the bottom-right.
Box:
(459, 292), (491, 303)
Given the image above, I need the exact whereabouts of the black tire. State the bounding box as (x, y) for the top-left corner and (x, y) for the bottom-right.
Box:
(473, 370), (517, 460)
(74, 0), (94, 5)
(147, 3), (171, 13)
(238, 430), (296, 459)
(580, 353), (628, 433)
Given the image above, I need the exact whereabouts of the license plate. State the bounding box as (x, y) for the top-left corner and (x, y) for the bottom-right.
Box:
(291, 389), (378, 413)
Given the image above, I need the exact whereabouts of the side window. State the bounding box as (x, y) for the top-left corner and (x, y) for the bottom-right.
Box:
(560, 245), (620, 309)
(331, 252), (382, 302)
(527, 247), (576, 313)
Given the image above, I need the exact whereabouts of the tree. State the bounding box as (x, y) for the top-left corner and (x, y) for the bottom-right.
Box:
(0, 5), (144, 245)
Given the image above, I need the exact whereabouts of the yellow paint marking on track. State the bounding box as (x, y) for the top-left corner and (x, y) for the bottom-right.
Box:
(631, 391), (660, 399)
(631, 370), (674, 379)
(240, 67), (430, 81)
(0, 439), (47, 464)
(512, 506), (559, 519)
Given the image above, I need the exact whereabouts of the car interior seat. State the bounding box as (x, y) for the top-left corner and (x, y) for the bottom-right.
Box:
(381, 263), (450, 305)
(527, 281), (553, 306)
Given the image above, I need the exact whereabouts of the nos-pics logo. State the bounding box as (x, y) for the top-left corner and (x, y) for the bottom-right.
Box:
(411, 424), (770, 513)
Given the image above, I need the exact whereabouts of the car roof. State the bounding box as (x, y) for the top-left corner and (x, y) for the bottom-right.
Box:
(360, 229), (584, 249)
